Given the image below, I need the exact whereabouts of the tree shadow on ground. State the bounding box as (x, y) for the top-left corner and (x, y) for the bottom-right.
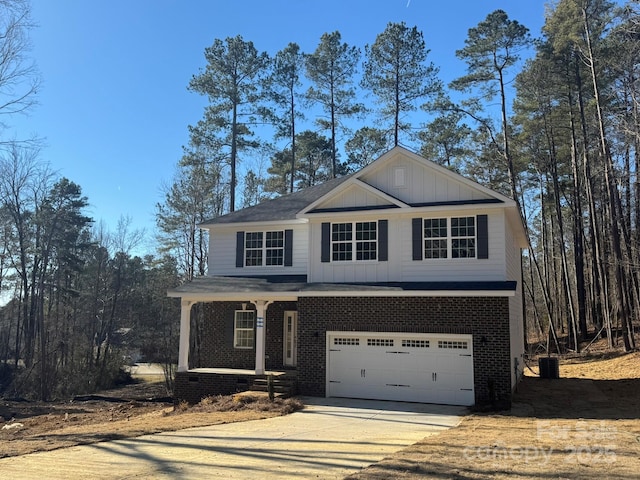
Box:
(508, 376), (640, 420)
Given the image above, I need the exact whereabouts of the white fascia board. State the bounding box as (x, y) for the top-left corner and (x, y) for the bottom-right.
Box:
(168, 289), (515, 302)
(301, 207), (404, 220)
(300, 289), (516, 298)
(167, 292), (300, 302)
(400, 202), (510, 216)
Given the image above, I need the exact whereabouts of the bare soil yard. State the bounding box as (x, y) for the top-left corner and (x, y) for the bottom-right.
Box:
(0, 383), (302, 458)
(347, 349), (640, 480)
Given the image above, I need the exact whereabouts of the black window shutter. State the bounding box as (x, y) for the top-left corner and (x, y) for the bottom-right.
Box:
(477, 214), (488, 259)
(235, 231), (245, 268)
(284, 229), (293, 266)
(412, 218), (423, 261)
(378, 220), (388, 261)
(321, 222), (331, 263)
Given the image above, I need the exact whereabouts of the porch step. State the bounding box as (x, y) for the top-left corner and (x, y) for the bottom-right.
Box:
(251, 375), (297, 398)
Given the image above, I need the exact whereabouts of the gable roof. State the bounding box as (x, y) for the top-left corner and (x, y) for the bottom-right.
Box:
(299, 146), (515, 215)
(201, 146), (528, 248)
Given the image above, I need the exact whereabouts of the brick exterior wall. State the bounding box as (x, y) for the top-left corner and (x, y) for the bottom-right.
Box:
(198, 301), (297, 370)
(297, 296), (512, 405)
(174, 371), (256, 404)
(182, 296), (511, 406)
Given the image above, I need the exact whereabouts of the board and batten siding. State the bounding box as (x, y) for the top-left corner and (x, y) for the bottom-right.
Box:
(400, 210), (507, 282)
(307, 210), (508, 283)
(359, 156), (493, 205)
(320, 184), (393, 210)
(208, 223), (309, 276)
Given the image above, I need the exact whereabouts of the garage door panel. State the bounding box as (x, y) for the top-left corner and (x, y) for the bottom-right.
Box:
(327, 332), (474, 406)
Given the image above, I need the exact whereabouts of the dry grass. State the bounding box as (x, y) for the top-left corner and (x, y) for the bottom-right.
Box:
(0, 386), (303, 458)
(347, 350), (640, 480)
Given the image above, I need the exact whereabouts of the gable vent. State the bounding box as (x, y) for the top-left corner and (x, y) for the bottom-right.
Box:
(393, 167), (406, 187)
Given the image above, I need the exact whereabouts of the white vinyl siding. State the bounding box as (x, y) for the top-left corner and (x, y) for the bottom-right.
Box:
(505, 211), (525, 388)
(208, 223), (308, 276)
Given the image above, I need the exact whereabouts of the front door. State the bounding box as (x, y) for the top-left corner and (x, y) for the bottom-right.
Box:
(283, 311), (298, 367)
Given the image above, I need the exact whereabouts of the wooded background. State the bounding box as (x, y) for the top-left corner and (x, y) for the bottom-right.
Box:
(1, 0), (638, 399)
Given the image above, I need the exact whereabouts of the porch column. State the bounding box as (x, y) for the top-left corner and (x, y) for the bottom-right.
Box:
(178, 300), (194, 372)
(252, 300), (272, 375)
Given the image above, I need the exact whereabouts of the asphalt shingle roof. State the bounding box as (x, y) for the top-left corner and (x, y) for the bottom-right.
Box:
(201, 174), (353, 225)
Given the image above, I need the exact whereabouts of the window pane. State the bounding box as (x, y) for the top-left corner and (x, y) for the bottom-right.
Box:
(245, 232), (264, 266)
(452, 216), (475, 237)
(424, 218), (447, 238)
(245, 232), (263, 248)
(451, 217), (476, 258)
(332, 223), (353, 261)
(355, 222), (377, 260)
(424, 218), (447, 258)
(265, 231), (283, 248)
(265, 231), (284, 266)
(245, 249), (262, 266)
(332, 241), (352, 261)
(425, 239), (447, 258)
(234, 311), (255, 349)
(332, 223), (352, 241)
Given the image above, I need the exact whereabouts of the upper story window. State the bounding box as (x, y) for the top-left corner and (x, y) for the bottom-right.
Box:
(245, 231), (284, 266)
(424, 216), (476, 259)
(331, 221), (377, 261)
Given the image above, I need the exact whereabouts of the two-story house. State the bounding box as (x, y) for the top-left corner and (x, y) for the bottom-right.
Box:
(169, 146), (528, 406)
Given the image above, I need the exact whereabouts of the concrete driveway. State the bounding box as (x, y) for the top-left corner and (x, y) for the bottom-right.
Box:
(0, 397), (464, 479)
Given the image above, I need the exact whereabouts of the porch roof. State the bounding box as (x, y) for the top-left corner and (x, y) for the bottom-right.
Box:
(167, 275), (517, 302)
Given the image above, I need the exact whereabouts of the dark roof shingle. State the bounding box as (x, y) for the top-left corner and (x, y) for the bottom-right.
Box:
(201, 174), (352, 225)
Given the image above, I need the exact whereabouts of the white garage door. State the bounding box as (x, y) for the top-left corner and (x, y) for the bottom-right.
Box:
(326, 332), (474, 406)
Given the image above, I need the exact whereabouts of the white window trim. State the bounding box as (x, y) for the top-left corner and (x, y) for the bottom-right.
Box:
(423, 216), (477, 260)
(244, 230), (285, 267)
(331, 221), (378, 262)
(234, 310), (255, 349)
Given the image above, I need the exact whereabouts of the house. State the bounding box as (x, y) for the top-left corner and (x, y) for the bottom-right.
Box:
(168, 146), (528, 407)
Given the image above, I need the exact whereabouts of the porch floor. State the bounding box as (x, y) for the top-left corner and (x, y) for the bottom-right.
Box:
(187, 368), (289, 377)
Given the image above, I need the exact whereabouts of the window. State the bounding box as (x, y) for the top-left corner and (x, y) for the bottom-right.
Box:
(424, 218), (448, 259)
(423, 216), (476, 259)
(332, 223), (352, 261)
(451, 217), (475, 258)
(245, 231), (284, 266)
(438, 340), (468, 349)
(265, 231), (284, 265)
(234, 310), (255, 349)
(332, 222), (377, 261)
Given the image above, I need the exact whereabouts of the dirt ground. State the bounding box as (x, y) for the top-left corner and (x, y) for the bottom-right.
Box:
(347, 348), (640, 480)
(0, 382), (302, 458)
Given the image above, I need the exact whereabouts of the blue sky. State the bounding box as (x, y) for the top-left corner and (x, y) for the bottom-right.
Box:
(9, 0), (550, 251)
